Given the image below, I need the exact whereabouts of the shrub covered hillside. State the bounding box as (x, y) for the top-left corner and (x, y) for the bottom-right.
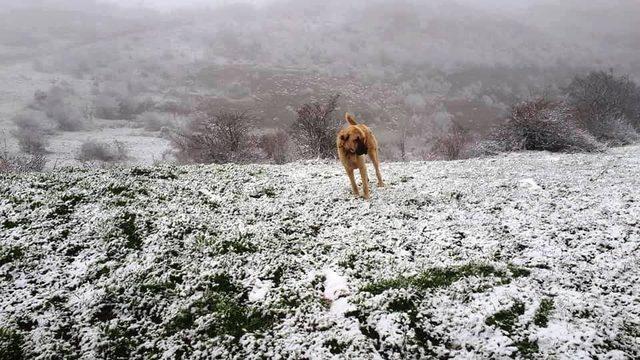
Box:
(1, 146), (639, 359)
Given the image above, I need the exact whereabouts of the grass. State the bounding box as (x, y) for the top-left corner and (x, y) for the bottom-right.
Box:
(0, 245), (24, 267)
(166, 273), (275, 339)
(485, 301), (525, 333)
(0, 327), (24, 360)
(533, 298), (555, 327)
(361, 262), (530, 295)
(97, 323), (138, 360)
(119, 212), (141, 250)
(485, 301), (541, 359)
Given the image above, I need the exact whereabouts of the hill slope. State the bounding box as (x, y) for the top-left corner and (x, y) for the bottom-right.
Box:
(1, 147), (639, 358)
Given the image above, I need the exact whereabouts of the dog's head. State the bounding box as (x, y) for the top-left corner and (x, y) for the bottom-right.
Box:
(338, 127), (367, 155)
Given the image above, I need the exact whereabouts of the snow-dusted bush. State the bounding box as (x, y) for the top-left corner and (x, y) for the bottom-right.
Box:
(136, 112), (174, 132)
(49, 103), (84, 131)
(565, 70), (640, 142)
(11, 111), (50, 154)
(0, 151), (46, 173)
(30, 85), (86, 131)
(290, 94), (341, 159)
(118, 97), (156, 120)
(93, 94), (121, 120)
(258, 130), (289, 164)
(171, 101), (254, 164)
(480, 98), (603, 154)
(430, 122), (469, 160)
(600, 118), (640, 146)
(76, 140), (129, 163)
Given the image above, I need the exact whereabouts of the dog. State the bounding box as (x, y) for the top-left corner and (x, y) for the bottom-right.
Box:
(336, 113), (384, 199)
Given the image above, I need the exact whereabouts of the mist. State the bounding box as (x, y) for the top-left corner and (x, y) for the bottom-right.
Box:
(0, 0), (639, 166)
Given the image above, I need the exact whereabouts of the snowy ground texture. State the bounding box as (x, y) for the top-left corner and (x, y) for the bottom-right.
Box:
(1, 146), (639, 359)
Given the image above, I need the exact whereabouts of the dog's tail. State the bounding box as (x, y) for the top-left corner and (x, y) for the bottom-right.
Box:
(345, 112), (358, 125)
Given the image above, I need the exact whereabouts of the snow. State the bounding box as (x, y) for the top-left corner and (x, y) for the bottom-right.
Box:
(248, 279), (272, 302)
(0, 145), (639, 358)
(520, 178), (542, 191)
(323, 269), (350, 301)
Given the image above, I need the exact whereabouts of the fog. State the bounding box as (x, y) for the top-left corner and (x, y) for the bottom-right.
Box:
(0, 0), (638, 165)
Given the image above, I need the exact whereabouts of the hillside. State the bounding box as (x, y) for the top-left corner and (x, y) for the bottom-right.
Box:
(1, 146), (639, 358)
(2, 0), (639, 167)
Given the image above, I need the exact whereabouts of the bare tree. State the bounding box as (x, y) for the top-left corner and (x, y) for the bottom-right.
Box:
(172, 100), (254, 164)
(431, 122), (469, 160)
(259, 130), (289, 164)
(290, 94), (341, 159)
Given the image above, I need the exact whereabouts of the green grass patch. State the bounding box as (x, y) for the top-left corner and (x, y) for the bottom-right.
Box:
(119, 213), (142, 250)
(0, 246), (24, 267)
(514, 338), (539, 359)
(97, 323), (138, 360)
(166, 274), (274, 339)
(485, 301), (525, 333)
(361, 262), (529, 295)
(0, 327), (24, 360)
(533, 298), (554, 327)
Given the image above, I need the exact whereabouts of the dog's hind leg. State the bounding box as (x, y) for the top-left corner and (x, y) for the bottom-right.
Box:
(345, 166), (359, 197)
(369, 148), (385, 187)
(356, 157), (370, 199)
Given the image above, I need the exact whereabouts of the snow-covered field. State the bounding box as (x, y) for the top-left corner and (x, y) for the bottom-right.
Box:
(1, 146), (639, 359)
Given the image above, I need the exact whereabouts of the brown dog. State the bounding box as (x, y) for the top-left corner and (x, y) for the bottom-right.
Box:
(336, 113), (384, 199)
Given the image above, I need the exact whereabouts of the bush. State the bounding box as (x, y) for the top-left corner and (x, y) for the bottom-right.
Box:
(11, 111), (50, 154)
(31, 85), (86, 131)
(0, 151), (46, 173)
(158, 101), (192, 118)
(290, 94), (341, 159)
(171, 101), (254, 164)
(93, 95), (121, 120)
(431, 122), (468, 160)
(259, 130), (289, 164)
(479, 98), (602, 154)
(49, 103), (84, 131)
(119, 97), (156, 120)
(76, 140), (129, 163)
(565, 70), (640, 143)
(137, 112), (174, 132)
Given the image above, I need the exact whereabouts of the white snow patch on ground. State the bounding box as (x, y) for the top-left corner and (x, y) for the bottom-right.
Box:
(248, 279), (272, 302)
(323, 268), (350, 301)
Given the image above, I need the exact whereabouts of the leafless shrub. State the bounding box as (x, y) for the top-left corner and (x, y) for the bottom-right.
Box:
(0, 135), (46, 173)
(171, 100), (254, 164)
(30, 85), (86, 131)
(0, 152), (47, 173)
(50, 103), (84, 131)
(259, 130), (289, 164)
(565, 70), (640, 143)
(158, 101), (192, 119)
(93, 94), (121, 120)
(478, 98), (603, 155)
(11, 111), (51, 154)
(76, 140), (129, 163)
(431, 122), (469, 160)
(137, 112), (174, 132)
(119, 97), (156, 120)
(290, 94), (341, 159)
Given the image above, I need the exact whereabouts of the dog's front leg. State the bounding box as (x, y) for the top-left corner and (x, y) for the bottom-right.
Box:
(345, 167), (359, 197)
(357, 157), (370, 199)
(369, 148), (385, 187)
